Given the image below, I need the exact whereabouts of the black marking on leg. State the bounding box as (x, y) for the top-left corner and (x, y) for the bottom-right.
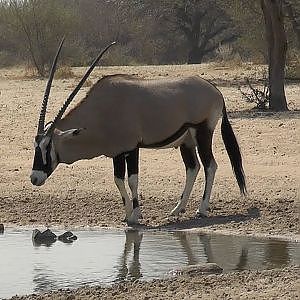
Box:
(113, 154), (125, 179)
(126, 148), (139, 177)
(122, 197), (125, 206)
(196, 121), (214, 172)
(180, 144), (197, 170)
(133, 198), (139, 209)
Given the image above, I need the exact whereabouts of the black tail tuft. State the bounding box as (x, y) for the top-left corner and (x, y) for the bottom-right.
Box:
(221, 104), (247, 195)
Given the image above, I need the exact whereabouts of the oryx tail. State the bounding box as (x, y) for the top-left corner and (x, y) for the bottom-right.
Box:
(221, 103), (247, 195)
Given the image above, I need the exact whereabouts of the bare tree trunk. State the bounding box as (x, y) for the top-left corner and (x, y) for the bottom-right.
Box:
(261, 0), (288, 111)
(187, 47), (205, 64)
(11, 0), (45, 77)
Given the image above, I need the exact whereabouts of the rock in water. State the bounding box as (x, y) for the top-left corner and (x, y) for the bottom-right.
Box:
(0, 224), (4, 234)
(32, 229), (57, 245)
(171, 263), (223, 276)
(58, 231), (77, 243)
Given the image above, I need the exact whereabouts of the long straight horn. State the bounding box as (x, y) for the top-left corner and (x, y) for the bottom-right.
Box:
(37, 37), (65, 134)
(47, 41), (116, 135)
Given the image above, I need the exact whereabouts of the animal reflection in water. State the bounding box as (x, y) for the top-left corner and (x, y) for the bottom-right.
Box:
(113, 230), (292, 282)
(115, 230), (143, 281)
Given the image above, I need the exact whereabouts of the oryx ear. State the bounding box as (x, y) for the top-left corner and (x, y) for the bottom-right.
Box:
(57, 128), (84, 139)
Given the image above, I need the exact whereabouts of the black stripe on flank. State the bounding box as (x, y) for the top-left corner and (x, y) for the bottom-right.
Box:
(138, 123), (199, 148)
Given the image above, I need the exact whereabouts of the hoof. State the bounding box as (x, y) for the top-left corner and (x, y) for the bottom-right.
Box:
(127, 211), (140, 225)
(196, 210), (208, 218)
(170, 207), (186, 217)
(127, 219), (140, 226)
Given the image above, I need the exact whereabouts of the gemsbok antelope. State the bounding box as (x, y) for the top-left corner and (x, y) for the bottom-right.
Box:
(30, 39), (246, 224)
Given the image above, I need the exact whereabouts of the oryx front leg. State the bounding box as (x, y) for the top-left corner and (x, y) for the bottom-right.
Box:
(196, 122), (218, 217)
(126, 148), (142, 223)
(170, 145), (200, 216)
(113, 154), (133, 222)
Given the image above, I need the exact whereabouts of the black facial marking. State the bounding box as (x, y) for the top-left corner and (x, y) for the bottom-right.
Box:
(32, 141), (53, 176)
(133, 198), (139, 209)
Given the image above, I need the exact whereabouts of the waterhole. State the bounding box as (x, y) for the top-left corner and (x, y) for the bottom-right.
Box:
(0, 228), (299, 299)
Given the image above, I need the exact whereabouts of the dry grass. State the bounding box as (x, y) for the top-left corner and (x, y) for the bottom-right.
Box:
(54, 65), (75, 79)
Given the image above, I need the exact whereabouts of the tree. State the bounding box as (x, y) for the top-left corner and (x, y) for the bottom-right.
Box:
(221, 0), (267, 62)
(1, 0), (77, 77)
(174, 0), (238, 64)
(261, 0), (288, 111)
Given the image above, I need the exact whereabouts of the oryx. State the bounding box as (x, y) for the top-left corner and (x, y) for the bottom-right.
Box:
(30, 40), (246, 224)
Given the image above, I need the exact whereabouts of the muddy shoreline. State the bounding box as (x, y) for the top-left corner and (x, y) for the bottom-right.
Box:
(9, 267), (300, 300)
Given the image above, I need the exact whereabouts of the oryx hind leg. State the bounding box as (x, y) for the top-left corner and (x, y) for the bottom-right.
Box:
(195, 121), (218, 217)
(113, 154), (133, 223)
(126, 148), (142, 223)
(170, 143), (200, 216)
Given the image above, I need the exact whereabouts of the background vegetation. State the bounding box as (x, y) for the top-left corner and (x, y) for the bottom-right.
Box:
(0, 0), (299, 71)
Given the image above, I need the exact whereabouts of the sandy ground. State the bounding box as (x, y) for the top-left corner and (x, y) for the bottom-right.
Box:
(0, 64), (299, 299)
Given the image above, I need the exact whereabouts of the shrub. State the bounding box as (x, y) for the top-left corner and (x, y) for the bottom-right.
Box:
(286, 49), (300, 80)
(239, 76), (270, 110)
(54, 65), (75, 79)
(0, 51), (17, 67)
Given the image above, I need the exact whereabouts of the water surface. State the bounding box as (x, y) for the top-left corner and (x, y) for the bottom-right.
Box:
(0, 229), (299, 299)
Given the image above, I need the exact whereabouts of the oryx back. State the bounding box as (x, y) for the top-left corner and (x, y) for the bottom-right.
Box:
(57, 75), (224, 161)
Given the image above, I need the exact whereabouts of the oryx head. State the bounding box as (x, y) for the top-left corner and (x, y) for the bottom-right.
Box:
(30, 39), (116, 186)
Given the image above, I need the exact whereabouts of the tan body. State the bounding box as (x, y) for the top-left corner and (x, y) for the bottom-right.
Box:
(54, 74), (224, 162)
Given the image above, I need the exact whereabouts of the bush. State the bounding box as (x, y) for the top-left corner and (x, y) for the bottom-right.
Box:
(286, 50), (300, 79)
(239, 77), (270, 110)
(215, 44), (234, 61)
(54, 65), (75, 79)
(286, 64), (300, 80)
(0, 51), (17, 67)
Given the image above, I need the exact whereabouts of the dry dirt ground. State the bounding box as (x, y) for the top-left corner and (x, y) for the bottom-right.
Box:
(0, 64), (299, 299)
